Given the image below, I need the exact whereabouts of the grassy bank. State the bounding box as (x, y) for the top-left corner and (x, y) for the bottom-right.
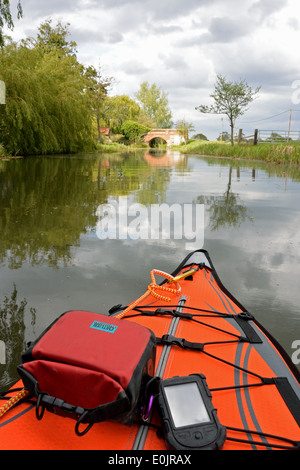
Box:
(176, 140), (300, 165)
(95, 142), (130, 153)
(95, 141), (150, 153)
(3, 139), (300, 165)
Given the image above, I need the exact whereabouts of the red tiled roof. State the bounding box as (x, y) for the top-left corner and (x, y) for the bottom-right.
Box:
(100, 127), (111, 135)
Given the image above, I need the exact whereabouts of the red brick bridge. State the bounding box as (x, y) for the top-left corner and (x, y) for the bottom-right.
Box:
(144, 129), (186, 147)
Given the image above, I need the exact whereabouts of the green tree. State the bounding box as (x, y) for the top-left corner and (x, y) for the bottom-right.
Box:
(0, 0), (22, 46)
(193, 133), (208, 141)
(121, 120), (150, 143)
(0, 21), (95, 155)
(102, 94), (141, 134)
(33, 18), (77, 56)
(135, 81), (173, 128)
(266, 132), (284, 142)
(217, 131), (231, 142)
(175, 119), (195, 140)
(196, 74), (260, 145)
(85, 65), (113, 141)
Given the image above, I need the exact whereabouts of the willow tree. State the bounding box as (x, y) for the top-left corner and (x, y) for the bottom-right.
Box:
(0, 21), (94, 155)
(196, 74), (260, 145)
(0, 0), (23, 46)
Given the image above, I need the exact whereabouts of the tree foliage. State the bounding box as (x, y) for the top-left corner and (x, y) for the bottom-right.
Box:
(135, 81), (173, 128)
(175, 119), (195, 140)
(193, 133), (208, 141)
(0, 17), (176, 155)
(217, 131), (231, 142)
(196, 74), (260, 145)
(0, 0), (22, 46)
(34, 18), (77, 56)
(102, 95), (142, 134)
(84, 65), (113, 141)
(121, 120), (150, 143)
(0, 21), (95, 155)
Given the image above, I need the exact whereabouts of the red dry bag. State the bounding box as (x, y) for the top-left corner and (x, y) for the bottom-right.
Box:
(17, 310), (156, 435)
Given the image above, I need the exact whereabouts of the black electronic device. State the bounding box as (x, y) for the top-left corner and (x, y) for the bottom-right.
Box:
(157, 374), (226, 450)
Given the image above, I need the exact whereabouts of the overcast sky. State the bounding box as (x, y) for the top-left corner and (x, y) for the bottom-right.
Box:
(4, 0), (300, 139)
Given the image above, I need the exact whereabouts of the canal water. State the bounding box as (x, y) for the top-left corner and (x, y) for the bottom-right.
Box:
(0, 149), (299, 391)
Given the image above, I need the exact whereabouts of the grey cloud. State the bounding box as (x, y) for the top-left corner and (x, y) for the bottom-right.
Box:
(92, 0), (215, 22)
(69, 28), (123, 46)
(184, 15), (259, 46)
(90, 0), (140, 7)
(71, 28), (105, 45)
(158, 53), (188, 71)
(121, 61), (150, 75)
(156, 67), (211, 91)
(152, 24), (183, 35)
(207, 17), (255, 43)
(248, 0), (288, 22)
(175, 15), (256, 47)
(107, 32), (123, 44)
(287, 18), (300, 30)
(149, 0), (203, 21)
(175, 35), (203, 48)
(20, 0), (81, 20)
(205, 46), (299, 99)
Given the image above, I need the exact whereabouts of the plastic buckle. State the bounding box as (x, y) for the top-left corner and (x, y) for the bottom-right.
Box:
(161, 334), (185, 348)
(108, 304), (123, 315)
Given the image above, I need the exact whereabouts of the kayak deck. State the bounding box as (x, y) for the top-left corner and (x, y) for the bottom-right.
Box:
(1, 249), (299, 450)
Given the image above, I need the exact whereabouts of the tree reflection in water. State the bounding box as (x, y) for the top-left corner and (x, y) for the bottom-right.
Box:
(0, 285), (36, 392)
(195, 166), (248, 231)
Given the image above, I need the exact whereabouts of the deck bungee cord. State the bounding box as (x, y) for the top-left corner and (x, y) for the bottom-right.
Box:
(115, 268), (190, 319)
(0, 388), (31, 418)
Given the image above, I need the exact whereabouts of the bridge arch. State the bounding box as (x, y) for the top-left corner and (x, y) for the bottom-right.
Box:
(144, 129), (186, 147)
(148, 136), (167, 148)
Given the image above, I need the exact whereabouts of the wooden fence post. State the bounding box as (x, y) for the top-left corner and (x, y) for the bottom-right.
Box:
(254, 129), (258, 145)
(237, 129), (242, 145)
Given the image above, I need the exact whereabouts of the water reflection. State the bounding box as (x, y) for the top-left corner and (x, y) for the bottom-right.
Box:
(0, 151), (189, 270)
(0, 285), (36, 390)
(0, 152), (190, 268)
(195, 166), (248, 231)
(144, 149), (187, 168)
(0, 156), (103, 269)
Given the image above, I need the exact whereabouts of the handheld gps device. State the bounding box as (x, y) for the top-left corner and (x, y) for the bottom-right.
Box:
(157, 374), (226, 450)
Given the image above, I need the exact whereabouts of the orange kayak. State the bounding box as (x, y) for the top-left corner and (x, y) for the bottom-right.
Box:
(0, 249), (299, 450)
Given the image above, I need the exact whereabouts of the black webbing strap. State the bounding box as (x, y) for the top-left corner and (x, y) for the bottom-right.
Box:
(156, 334), (204, 351)
(124, 307), (263, 345)
(273, 377), (300, 427)
(156, 334), (248, 351)
(234, 312), (263, 344)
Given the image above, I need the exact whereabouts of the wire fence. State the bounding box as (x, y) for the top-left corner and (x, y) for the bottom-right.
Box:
(258, 130), (300, 143)
(236, 129), (300, 145)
